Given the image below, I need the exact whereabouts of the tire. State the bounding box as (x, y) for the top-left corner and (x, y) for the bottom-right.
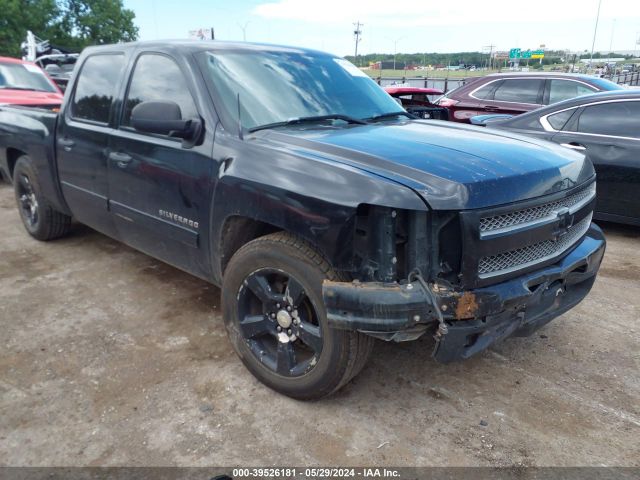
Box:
(13, 155), (72, 241)
(222, 232), (374, 400)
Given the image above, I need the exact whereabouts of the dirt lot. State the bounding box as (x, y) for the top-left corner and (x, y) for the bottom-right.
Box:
(0, 182), (638, 467)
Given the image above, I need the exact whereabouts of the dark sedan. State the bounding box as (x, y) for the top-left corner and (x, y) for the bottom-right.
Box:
(481, 90), (640, 225)
(436, 73), (623, 122)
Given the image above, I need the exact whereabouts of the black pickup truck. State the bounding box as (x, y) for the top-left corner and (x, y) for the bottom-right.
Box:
(0, 41), (606, 399)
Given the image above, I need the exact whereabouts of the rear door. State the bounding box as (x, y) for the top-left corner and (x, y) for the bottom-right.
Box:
(551, 100), (640, 222)
(56, 53), (126, 237)
(107, 51), (216, 277)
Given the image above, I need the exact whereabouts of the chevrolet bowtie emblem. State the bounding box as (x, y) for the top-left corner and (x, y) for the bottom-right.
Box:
(552, 207), (574, 241)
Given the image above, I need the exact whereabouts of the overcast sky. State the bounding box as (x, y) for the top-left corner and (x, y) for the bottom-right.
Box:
(124, 0), (640, 56)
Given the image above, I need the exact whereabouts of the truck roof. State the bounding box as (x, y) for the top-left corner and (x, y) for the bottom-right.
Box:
(82, 39), (330, 56)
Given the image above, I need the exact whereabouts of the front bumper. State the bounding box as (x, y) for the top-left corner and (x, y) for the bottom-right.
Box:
(323, 224), (606, 363)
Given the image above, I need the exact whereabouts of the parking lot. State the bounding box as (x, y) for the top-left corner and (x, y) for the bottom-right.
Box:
(0, 181), (638, 466)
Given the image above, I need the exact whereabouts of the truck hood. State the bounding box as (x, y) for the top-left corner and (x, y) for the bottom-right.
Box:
(0, 89), (63, 107)
(259, 120), (594, 210)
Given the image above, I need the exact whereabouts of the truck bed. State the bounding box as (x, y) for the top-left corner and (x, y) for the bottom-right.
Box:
(0, 106), (68, 214)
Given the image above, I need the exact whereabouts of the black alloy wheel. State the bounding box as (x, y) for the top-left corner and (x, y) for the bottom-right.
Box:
(222, 232), (374, 399)
(16, 173), (39, 228)
(237, 268), (323, 377)
(12, 155), (72, 241)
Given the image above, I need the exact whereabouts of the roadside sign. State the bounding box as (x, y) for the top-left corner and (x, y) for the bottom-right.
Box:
(509, 48), (544, 59)
(189, 28), (214, 40)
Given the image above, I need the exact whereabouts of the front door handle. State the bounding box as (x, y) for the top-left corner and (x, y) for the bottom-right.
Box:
(560, 142), (587, 152)
(58, 138), (75, 151)
(483, 106), (500, 111)
(108, 151), (133, 168)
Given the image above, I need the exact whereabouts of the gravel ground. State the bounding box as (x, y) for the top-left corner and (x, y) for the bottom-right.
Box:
(0, 182), (638, 467)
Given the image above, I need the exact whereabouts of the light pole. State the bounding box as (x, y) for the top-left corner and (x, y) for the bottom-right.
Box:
(353, 21), (363, 67)
(386, 36), (405, 71)
(589, 0), (602, 69)
(238, 21), (250, 42)
(609, 19), (616, 53)
(483, 44), (496, 70)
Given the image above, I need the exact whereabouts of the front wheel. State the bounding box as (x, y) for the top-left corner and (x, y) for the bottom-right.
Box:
(222, 232), (374, 399)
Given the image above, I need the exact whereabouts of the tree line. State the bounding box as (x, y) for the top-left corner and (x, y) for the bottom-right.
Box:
(0, 0), (138, 57)
(346, 50), (636, 68)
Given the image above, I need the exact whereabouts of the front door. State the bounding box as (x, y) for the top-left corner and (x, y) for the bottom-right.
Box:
(107, 52), (215, 277)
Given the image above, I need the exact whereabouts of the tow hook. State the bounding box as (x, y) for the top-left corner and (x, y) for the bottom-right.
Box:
(545, 280), (566, 298)
(408, 270), (448, 340)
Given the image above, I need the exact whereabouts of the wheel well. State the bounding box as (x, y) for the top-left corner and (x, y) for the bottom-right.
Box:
(6, 148), (26, 180)
(219, 216), (280, 275)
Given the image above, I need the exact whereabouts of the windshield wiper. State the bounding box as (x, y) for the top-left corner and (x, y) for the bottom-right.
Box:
(248, 114), (367, 133)
(365, 111), (416, 122)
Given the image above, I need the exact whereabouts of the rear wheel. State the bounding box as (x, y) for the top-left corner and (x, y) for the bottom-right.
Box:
(222, 232), (374, 399)
(13, 156), (72, 241)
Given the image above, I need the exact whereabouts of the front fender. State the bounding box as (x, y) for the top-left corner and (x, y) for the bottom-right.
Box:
(209, 131), (428, 282)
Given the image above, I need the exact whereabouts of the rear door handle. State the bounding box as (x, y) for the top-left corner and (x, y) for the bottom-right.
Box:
(483, 106), (500, 111)
(108, 151), (133, 168)
(560, 142), (587, 152)
(58, 138), (75, 151)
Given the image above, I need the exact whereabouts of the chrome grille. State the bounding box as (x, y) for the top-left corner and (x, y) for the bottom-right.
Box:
(478, 214), (592, 277)
(479, 184), (595, 233)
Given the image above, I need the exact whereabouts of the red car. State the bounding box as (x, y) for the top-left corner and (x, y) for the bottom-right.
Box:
(383, 86), (449, 120)
(0, 57), (63, 109)
(436, 72), (624, 123)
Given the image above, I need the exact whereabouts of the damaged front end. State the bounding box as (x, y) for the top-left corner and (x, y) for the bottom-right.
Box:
(322, 182), (606, 363)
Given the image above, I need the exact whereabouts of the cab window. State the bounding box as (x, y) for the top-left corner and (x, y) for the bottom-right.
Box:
(71, 54), (125, 124)
(122, 54), (198, 128)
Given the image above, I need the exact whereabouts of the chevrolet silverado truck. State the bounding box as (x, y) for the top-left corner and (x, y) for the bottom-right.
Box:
(0, 41), (606, 399)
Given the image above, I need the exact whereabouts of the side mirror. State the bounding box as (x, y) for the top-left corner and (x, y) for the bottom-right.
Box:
(131, 101), (200, 140)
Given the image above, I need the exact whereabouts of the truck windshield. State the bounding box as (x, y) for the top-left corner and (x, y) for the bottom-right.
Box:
(0, 62), (58, 93)
(197, 49), (405, 131)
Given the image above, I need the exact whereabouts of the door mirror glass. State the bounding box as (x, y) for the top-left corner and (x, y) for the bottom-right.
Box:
(131, 100), (196, 138)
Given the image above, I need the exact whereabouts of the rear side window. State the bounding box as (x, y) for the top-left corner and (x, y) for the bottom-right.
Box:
(71, 54), (125, 123)
(548, 80), (596, 104)
(472, 82), (497, 100)
(493, 79), (543, 104)
(577, 101), (640, 138)
(547, 108), (576, 130)
(509, 115), (544, 131)
(122, 54), (198, 127)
